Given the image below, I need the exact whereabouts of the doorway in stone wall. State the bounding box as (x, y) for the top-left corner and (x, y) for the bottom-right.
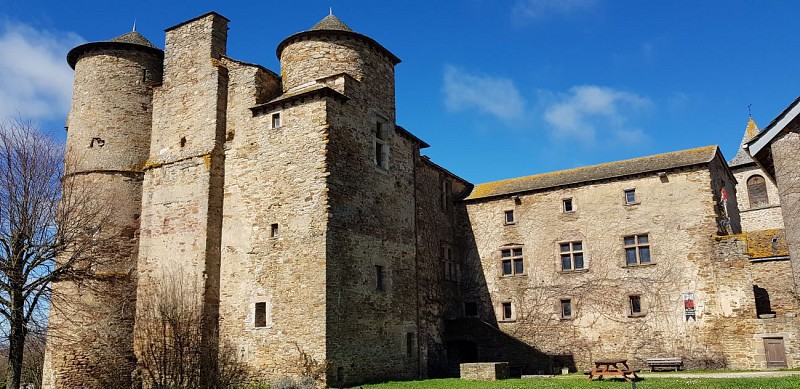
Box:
(764, 337), (788, 368)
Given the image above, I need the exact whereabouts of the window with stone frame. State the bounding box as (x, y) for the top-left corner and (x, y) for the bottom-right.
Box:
(441, 179), (452, 212)
(747, 175), (769, 208)
(442, 244), (459, 282)
(500, 301), (514, 321)
(271, 112), (281, 129)
(254, 302), (267, 327)
(560, 299), (573, 319)
(562, 198), (575, 213)
(624, 234), (651, 266)
(628, 295), (644, 316)
(624, 188), (637, 205)
(559, 241), (585, 271)
(500, 247), (524, 276)
(504, 210), (515, 225)
(374, 119), (389, 169)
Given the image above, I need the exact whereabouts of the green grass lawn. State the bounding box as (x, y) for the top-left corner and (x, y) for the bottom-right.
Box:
(349, 375), (800, 388)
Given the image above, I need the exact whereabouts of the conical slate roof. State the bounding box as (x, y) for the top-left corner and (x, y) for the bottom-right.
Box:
(310, 14), (353, 32)
(729, 117), (760, 167)
(108, 31), (158, 49)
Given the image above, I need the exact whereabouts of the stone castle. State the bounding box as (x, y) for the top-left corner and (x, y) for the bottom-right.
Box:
(42, 11), (800, 388)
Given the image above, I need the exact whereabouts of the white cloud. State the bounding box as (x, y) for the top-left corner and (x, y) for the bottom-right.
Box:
(0, 19), (84, 121)
(443, 65), (525, 121)
(513, 0), (598, 20)
(543, 85), (651, 145)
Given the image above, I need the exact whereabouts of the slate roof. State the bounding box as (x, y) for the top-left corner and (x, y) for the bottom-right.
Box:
(311, 14), (353, 32)
(465, 145), (720, 201)
(108, 31), (158, 49)
(729, 118), (760, 168)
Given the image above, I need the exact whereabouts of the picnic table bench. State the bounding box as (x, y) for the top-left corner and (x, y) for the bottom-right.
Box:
(646, 357), (683, 371)
(586, 359), (639, 382)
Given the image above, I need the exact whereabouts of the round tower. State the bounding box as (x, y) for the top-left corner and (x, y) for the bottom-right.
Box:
(276, 14), (401, 117)
(43, 31), (163, 389)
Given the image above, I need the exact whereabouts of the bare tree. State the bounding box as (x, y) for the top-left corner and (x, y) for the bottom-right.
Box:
(0, 117), (108, 389)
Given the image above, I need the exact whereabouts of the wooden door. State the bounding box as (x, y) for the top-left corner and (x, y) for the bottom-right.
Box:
(764, 338), (788, 368)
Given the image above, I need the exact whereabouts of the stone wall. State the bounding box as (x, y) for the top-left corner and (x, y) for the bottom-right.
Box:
(218, 55), (329, 384)
(134, 12), (229, 384)
(459, 165), (734, 371)
(732, 165), (784, 231)
(771, 128), (800, 296)
(415, 158), (472, 377)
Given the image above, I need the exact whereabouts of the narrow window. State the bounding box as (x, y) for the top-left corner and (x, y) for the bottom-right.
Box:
(376, 265), (385, 291)
(270, 223), (279, 238)
(441, 179), (452, 212)
(142, 68), (148, 83)
(629, 295), (642, 316)
(624, 188), (637, 204)
(271, 112), (281, 129)
(406, 332), (415, 356)
(504, 210), (515, 225)
(500, 247), (524, 276)
(560, 241), (585, 271)
(560, 299), (573, 319)
(374, 121), (389, 169)
(747, 175), (769, 208)
(442, 245), (458, 282)
(180, 136), (187, 148)
(624, 234), (651, 265)
(563, 198), (574, 213)
(464, 302), (478, 317)
(254, 302), (267, 327)
(501, 302), (513, 321)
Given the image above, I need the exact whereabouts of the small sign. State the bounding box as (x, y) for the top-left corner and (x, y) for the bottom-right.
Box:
(684, 293), (696, 321)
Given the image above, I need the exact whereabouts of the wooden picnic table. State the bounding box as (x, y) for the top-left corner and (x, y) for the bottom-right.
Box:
(587, 359), (639, 382)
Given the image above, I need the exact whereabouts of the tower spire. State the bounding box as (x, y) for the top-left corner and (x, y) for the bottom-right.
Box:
(330, 7), (333, 16)
(132, 19), (137, 32)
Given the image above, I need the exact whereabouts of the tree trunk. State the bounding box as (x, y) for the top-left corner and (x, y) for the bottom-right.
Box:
(6, 290), (26, 389)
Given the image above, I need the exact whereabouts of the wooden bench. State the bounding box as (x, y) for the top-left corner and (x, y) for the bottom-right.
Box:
(646, 357), (683, 371)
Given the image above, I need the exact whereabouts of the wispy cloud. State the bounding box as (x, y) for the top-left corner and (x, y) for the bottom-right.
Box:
(443, 65), (525, 121)
(542, 85), (651, 146)
(512, 0), (598, 20)
(0, 19), (84, 121)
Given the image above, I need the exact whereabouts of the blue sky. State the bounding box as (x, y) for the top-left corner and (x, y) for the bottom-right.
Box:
(2, 0), (799, 184)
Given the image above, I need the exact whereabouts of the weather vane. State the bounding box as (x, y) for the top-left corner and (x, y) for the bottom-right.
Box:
(748, 103), (752, 118)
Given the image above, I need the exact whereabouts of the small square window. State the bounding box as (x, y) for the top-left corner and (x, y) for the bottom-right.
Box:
(629, 295), (643, 316)
(464, 302), (478, 317)
(504, 210), (515, 225)
(501, 302), (513, 321)
(500, 247), (524, 276)
(271, 112), (281, 129)
(255, 302), (267, 327)
(376, 265), (385, 291)
(561, 299), (573, 319)
(563, 198), (574, 213)
(270, 223), (279, 238)
(624, 189), (637, 204)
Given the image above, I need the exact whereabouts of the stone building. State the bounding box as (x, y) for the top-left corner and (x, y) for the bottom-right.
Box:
(42, 11), (800, 388)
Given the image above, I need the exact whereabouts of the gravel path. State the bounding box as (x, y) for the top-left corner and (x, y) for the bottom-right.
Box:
(638, 370), (800, 379)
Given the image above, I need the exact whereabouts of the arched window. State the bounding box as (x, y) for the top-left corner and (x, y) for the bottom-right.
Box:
(747, 175), (769, 208)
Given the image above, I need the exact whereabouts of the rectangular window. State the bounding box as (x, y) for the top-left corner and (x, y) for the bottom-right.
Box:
(560, 241), (585, 271)
(464, 302), (478, 317)
(504, 210), (515, 224)
(624, 188), (637, 204)
(376, 265), (385, 291)
(375, 121), (389, 169)
(561, 299), (573, 319)
(270, 223), (279, 238)
(255, 302), (267, 327)
(501, 247), (524, 276)
(441, 179), (452, 212)
(406, 332), (415, 356)
(501, 302), (513, 321)
(271, 112), (281, 129)
(624, 234), (651, 265)
(629, 295), (642, 316)
(442, 245), (459, 282)
(563, 198), (574, 213)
